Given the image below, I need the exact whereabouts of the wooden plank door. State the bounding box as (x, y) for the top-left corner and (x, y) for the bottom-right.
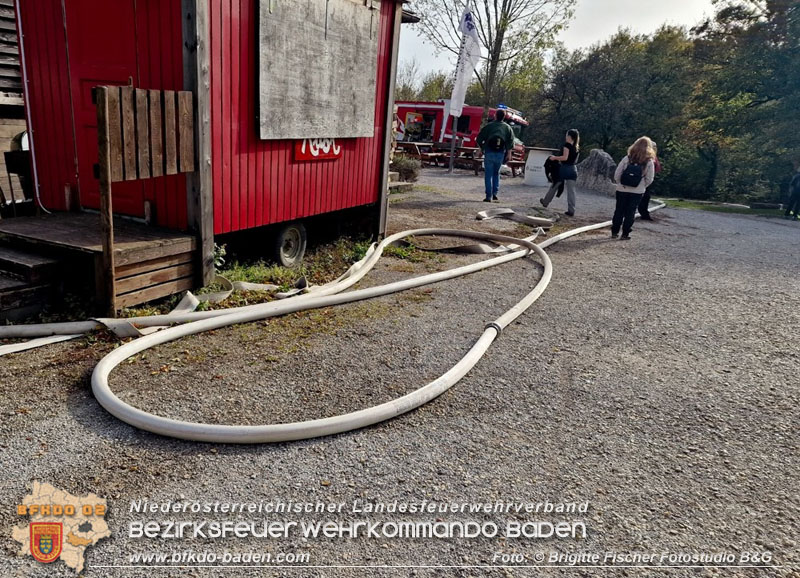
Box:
(64, 0), (145, 216)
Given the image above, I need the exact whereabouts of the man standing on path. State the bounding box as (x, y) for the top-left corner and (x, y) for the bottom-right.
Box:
(477, 109), (516, 203)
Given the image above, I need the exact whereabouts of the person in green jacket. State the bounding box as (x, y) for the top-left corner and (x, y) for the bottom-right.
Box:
(476, 109), (516, 202)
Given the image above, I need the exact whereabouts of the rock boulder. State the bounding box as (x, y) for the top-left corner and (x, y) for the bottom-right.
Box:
(577, 149), (617, 196)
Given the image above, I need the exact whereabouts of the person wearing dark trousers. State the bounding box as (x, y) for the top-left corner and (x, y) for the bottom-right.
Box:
(638, 144), (662, 220)
(785, 169), (800, 220)
(477, 109), (516, 202)
(612, 137), (656, 240)
(541, 129), (580, 216)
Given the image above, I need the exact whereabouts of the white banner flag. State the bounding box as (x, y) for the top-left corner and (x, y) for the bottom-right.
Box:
(448, 5), (482, 119)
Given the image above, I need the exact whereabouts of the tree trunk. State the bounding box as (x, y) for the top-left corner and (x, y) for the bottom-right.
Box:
(481, 24), (507, 123)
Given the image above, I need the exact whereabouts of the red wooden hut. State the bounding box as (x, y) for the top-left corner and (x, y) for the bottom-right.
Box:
(0, 0), (404, 317)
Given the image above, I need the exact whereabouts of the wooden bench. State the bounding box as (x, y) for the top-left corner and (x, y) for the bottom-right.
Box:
(507, 160), (526, 177)
(396, 142), (449, 167)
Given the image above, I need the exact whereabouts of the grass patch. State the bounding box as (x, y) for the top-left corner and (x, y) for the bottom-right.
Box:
(20, 236), (375, 323)
(664, 199), (784, 217)
(412, 184), (454, 196)
(383, 243), (432, 263)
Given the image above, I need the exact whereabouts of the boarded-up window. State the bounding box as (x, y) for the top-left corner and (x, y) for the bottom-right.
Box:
(258, 0), (379, 140)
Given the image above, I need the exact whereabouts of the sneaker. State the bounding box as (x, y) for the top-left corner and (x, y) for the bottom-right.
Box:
(539, 198), (547, 207)
(564, 211), (575, 217)
(611, 232), (619, 239)
(640, 215), (653, 221)
(483, 198), (491, 203)
(492, 196), (498, 201)
(620, 234), (631, 240)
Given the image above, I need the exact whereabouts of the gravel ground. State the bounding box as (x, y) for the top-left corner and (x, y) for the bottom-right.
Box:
(1, 167), (798, 577)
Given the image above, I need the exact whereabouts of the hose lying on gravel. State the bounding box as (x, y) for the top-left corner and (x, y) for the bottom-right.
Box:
(1, 203), (664, 443)
(0, 209), (546, 341)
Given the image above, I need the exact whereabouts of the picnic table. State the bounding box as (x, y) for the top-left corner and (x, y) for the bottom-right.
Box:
(426, 143), (482, 170)
(396, 142), (449, 167)
(397, 143), (526, 176)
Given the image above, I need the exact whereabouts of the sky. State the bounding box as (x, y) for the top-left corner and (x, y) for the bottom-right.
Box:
(399, 0), (716, 76)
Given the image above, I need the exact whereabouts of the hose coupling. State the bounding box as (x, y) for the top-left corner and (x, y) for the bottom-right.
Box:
(485, 322), (503, 336)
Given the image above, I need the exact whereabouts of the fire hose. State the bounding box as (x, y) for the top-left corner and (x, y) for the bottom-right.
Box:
(0, 204), (664, 443)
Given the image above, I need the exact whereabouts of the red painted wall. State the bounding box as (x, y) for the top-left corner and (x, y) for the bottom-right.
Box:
(135, 0), (187, 230)
(18, 0), (187, 229)
(17, 0), (75, 212)
(19, 0), (396, 235)
(209, 0), (395, 235)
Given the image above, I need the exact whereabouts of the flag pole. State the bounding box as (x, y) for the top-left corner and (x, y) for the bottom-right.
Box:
(448, 0), (479, 174)
(448, 33), (467, 174)
(448, 115), (458, 173)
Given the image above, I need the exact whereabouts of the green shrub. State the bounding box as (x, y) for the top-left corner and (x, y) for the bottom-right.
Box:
(390, 154), (421, 182)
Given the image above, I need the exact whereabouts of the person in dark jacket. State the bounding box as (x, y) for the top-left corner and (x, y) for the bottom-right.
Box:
(543, 157), (564, 197)
(477, 109), (516, 202)
(540, 129), (580, 216)
(785, 167), (800, 220)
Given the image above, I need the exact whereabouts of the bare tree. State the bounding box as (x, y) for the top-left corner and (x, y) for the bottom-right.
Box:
(413, 0), (573, 116)
(395, 58), (422, 101)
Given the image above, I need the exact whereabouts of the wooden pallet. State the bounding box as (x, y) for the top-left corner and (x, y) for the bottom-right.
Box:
(112, 240), (196, 309)
(95, 85), (197, 314)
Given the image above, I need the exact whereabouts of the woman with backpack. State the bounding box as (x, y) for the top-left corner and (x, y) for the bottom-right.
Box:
(637, 141), (662, 220)
(612, 137), (656, 240)
(540, 129), (580, 216)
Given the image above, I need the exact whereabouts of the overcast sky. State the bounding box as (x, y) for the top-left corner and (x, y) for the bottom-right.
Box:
(400, 0), (716, 75)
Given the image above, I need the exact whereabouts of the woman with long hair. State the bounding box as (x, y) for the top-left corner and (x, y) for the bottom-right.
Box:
(540, 128), (580, 216)
(637, 140), (662, 220)
(612, 137), (656, 240)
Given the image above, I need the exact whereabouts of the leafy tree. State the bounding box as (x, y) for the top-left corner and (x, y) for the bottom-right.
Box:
(494, 49), (546, 113)
(532, 29), (695, 154)
(417, 71), (455, 102)
(691, 0), (799, 199)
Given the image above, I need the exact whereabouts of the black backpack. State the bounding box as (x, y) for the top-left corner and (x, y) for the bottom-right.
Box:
(488, 135), (505, 152)
(620, 160), (644, 187)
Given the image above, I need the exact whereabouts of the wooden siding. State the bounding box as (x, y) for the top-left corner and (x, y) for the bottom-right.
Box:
(0, 0), (21, 104)
(17, 0), (75, 211)
(128, 0), (187, 230)
(209, 0), (395, 235)
(17, 0), (188, 227)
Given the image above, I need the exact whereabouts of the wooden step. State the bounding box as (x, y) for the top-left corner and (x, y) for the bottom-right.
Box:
(0, 245), (60, 284)
(388, 181), (413, 194)
(0, 271), (26, 292)
(0, 272), (54, 322)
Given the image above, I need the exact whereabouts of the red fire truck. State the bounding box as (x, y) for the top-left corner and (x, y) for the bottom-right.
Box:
(395, 100), (529, 153)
